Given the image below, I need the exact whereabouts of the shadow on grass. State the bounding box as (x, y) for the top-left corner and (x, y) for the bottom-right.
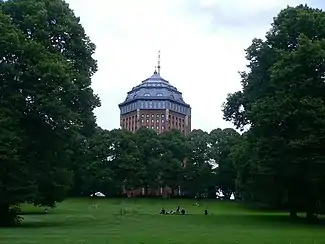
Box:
(185, 212), (325, 229)
(21, 211), (50, 216)
(15, 216), (103, 229)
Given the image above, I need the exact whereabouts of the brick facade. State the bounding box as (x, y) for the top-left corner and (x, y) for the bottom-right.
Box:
(120, 109), (191, 135)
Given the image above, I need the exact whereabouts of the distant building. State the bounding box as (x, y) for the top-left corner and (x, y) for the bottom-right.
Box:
(118, 52), (191, 135)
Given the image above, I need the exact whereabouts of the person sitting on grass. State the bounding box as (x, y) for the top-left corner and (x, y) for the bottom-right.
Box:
(176, 206), (180, 213)
(180, 209), (186, 215)
(204, 209), (208, 215)
(160, 207), (166, 214)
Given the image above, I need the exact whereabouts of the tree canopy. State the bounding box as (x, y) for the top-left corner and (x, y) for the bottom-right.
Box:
(223, 4), (325, 221)
(70, 127), (239, 201)
(0, 0), (99, 225)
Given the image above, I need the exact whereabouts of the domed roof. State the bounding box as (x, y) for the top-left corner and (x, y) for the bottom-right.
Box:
(120, 70), (189, 105)
(119, 70), (191, 116)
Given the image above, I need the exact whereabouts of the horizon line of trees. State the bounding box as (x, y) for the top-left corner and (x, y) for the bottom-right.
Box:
(2, 0), (325, 226)
(70, 127), (240, 200)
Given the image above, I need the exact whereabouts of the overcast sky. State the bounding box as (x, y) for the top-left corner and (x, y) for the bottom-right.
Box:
(67, 0), (323, 133)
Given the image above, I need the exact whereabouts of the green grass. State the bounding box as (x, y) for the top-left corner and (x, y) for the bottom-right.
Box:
(1, 198), (325, 244)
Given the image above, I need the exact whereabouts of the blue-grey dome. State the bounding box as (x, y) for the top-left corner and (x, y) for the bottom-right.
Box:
(119, 71), (191, 116)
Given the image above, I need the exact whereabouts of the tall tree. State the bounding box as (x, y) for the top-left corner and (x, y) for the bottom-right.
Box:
(210, 128), (240, 200)
(135, 128), (162, 194)
(159, 130), (187, 195)
(0, 0), (99, 225)
(108, 129), (141, 193)
(184, 130), (213, 197)
(223, 5), (325, 220)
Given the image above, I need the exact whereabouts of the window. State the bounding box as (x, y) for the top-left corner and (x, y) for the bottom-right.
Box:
(141, 114), (144, 117)
(151, 114), (154, 117)
(141, 119), (144, 123)
(157, 93), (163, 96)
(162, 126), (165, 130)
(146, 114), (149, 117)
(162, 119), (165, 123)
(144, 93), (150, 96)
(151, 126), (154, 129)
(157, 120), (159, 123)
(146, 119), (149, 123)
(151, 119), (154, 123)
(156, 126), (159, 130)
(156, 114), (159, 117)
(162, 114), (165, 118)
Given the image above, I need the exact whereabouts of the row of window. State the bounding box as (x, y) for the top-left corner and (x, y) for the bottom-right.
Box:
(141, 114), (165, 118)
(143, 93), (163, 96)
(122, 120), (186, 130)
(141, 119), (165, 124)
(120, 101), (190, 115)
(123, 118), (185, 125)
(124, 114), (184, 122)
(123, 125), (186, 134)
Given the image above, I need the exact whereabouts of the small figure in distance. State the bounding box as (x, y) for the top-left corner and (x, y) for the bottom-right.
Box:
(176, 206), (180, 213)
(204, 209), (208, 215)
(180, 209), (186, 215)
(160, 207), (166, 214)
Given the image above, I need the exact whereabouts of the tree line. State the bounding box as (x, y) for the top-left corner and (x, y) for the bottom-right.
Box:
(70, 127), (240, 200)
(1, 0), (325, 226)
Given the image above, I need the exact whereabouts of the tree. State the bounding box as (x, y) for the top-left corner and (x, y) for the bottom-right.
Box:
(210, 128), (240, 200)
(184, 130), (213, 197)
(70, 128), (118, 196)
(223, 5), (325, 220)
(135, 128), (162, 194)
(0, 0), (99, 225)
(108, 129), (141, 193)
(159, 130), (187, 195)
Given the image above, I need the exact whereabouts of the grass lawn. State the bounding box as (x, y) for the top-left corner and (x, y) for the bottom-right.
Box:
(0, 198), (324, 244)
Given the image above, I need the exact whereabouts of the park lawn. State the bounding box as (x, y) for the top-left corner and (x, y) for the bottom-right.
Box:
(0, 198), (324, 244)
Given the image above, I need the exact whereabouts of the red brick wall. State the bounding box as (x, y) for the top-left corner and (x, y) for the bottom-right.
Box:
(121, 109), (190, 135)
(123, 186), (180, 198)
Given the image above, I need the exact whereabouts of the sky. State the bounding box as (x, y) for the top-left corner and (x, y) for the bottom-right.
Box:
(66, 0), (324, 133)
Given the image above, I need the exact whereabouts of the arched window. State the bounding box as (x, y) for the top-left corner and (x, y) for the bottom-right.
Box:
(144, 93), (150, 96)
(157, 93), (163, 96)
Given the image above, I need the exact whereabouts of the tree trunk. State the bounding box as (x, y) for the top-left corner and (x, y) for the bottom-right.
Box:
(306, 211), (318, 223)
(289, 209), (298, 219)
(223, 192), (231, 200)
(0, 203), (18, 226)
(305, 199), (318, 223)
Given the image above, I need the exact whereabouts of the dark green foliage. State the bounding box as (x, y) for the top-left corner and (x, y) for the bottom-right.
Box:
(0, 0), (99, 225)
(210, 128), (240, 199)
(74, 128), (230, 199)
(223, 5), (325, 219)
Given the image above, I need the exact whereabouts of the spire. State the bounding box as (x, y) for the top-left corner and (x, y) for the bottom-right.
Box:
(157, 50), (161, 75)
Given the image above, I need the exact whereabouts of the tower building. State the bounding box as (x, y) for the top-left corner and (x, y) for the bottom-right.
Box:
(118, 52), (191, 135)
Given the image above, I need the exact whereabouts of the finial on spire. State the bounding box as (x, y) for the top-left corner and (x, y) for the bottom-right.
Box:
(157, 50), (161, 75)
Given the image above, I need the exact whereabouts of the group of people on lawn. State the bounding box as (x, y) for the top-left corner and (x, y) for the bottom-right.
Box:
(160, 206), (208, 215)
